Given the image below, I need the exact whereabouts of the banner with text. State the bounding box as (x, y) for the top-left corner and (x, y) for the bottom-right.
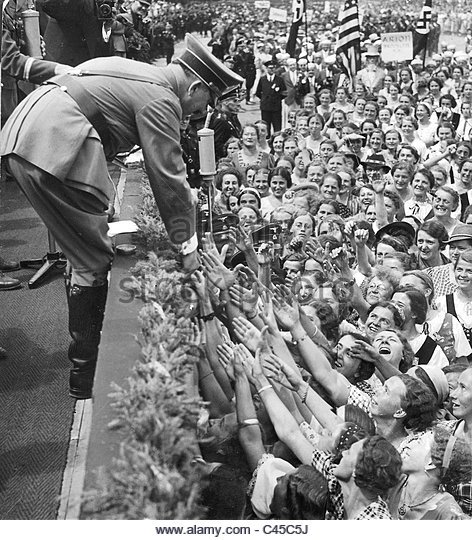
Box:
(269, 7), (288, 22)
(255, 1), (271, 9)
(381, 32), (413, 62)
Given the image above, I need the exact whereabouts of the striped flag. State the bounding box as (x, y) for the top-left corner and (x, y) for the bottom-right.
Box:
(413, 0), (433, 56)
(286, 0), (305, 58)
(336, 0), (361, 80)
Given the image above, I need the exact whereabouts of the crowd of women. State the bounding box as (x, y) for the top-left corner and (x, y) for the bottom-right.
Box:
(169, 15), (472, 518)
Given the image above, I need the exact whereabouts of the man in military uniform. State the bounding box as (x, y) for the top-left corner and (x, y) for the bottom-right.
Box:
(1, 34), (243, 399)
(209, 88), (243, 160)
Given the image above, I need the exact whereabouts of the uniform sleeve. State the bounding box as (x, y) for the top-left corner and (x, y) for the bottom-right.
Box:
(1, 27), (58, 84)
(136, 96), (197, 250)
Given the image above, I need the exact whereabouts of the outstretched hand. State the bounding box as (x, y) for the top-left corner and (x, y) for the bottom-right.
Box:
(232, 317), (262, 352)
(263, 353), (303, 391)
(228, 282), (259, 315)
(202, 249), (236, 291)
(273, 284), (300, 330)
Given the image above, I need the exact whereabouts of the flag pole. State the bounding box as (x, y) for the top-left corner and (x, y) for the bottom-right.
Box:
(304, 1), (308, 46)
(422, 30), (429, 68)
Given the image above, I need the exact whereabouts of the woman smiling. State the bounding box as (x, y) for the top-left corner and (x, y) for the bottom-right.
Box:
(432, 186), (463, 235)
(436, 249), (472, 349)
(404, 168), (435, 223)
(415, 220), (450, 270)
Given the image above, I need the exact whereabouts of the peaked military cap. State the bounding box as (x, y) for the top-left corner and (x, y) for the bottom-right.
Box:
(176, 34), (244, 99)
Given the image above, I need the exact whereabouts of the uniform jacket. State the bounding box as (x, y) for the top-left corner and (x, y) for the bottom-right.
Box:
(209, 110), (242, 160)
(1, 25), (59, 123)
(1, 58), (197, 245)
(255, 74), (286, 112)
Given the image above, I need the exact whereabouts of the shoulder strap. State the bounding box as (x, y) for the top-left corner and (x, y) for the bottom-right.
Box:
(445, 294), (457, 318)
(416, 335), (438, 365)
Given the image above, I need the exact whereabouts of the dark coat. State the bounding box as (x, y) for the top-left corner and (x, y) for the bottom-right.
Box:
(256, 74), (286, 112)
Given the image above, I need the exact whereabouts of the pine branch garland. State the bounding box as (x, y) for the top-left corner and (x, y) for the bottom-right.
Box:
(81, 173), (206, 519)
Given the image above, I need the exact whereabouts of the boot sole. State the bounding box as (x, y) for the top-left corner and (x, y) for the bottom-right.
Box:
(0, 283), (22, 290)
(69, 389), (92, 400)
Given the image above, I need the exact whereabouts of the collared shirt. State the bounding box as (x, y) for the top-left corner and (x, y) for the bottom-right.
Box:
(354, 498), (392, 519)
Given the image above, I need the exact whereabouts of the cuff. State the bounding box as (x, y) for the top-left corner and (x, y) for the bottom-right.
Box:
(181, 233), (198, 255)
(24, 57), (34, 81)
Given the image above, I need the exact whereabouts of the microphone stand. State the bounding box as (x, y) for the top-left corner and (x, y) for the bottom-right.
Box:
(197, 107), (217, 236)
(18, 4), (67, 288)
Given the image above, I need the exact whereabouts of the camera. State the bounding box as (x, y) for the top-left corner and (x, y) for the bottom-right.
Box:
(252, 223), (282, 250)
(197, 211), (239, 250)
(95, 0), (115, 21)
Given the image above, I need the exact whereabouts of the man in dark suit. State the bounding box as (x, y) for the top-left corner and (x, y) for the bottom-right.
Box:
(256, 59), (286, 136)
(1, 34), (243, 399)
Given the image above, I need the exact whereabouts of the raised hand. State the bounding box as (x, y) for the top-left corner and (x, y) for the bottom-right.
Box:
(353, 227), (369, 248)
(263, 353), (303, 391)
(229, 225), (254, 253)
(217, 343), (236, 381)
(232, 316), (262, 352)
(202, 250), (236, 291)
(260, 288), (279, 335)
(272, 284), (300, 330)
(234, 264), (259, 289)
(371, 175), (387, 194)
(228, 282), (259, 315)
(329, 245), (350, 275)
(190, 269), (208, 300)
(305, 238), (323, 263)
(201, 232), (228, 262)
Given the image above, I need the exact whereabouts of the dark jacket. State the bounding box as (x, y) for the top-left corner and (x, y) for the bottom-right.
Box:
(256, 74), (286, 112)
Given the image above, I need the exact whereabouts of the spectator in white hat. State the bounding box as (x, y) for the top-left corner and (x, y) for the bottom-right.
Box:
(355, 46), (385, 97)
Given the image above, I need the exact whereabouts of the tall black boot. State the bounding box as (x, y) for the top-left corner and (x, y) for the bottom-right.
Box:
(68, 283), (108, 399)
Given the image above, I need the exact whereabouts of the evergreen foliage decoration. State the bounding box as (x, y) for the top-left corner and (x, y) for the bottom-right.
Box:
(81, 174), (206, 519)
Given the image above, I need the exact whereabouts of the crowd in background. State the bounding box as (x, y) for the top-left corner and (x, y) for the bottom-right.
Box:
(3, 0), (472, 522)
(158, 0), (472, 521)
